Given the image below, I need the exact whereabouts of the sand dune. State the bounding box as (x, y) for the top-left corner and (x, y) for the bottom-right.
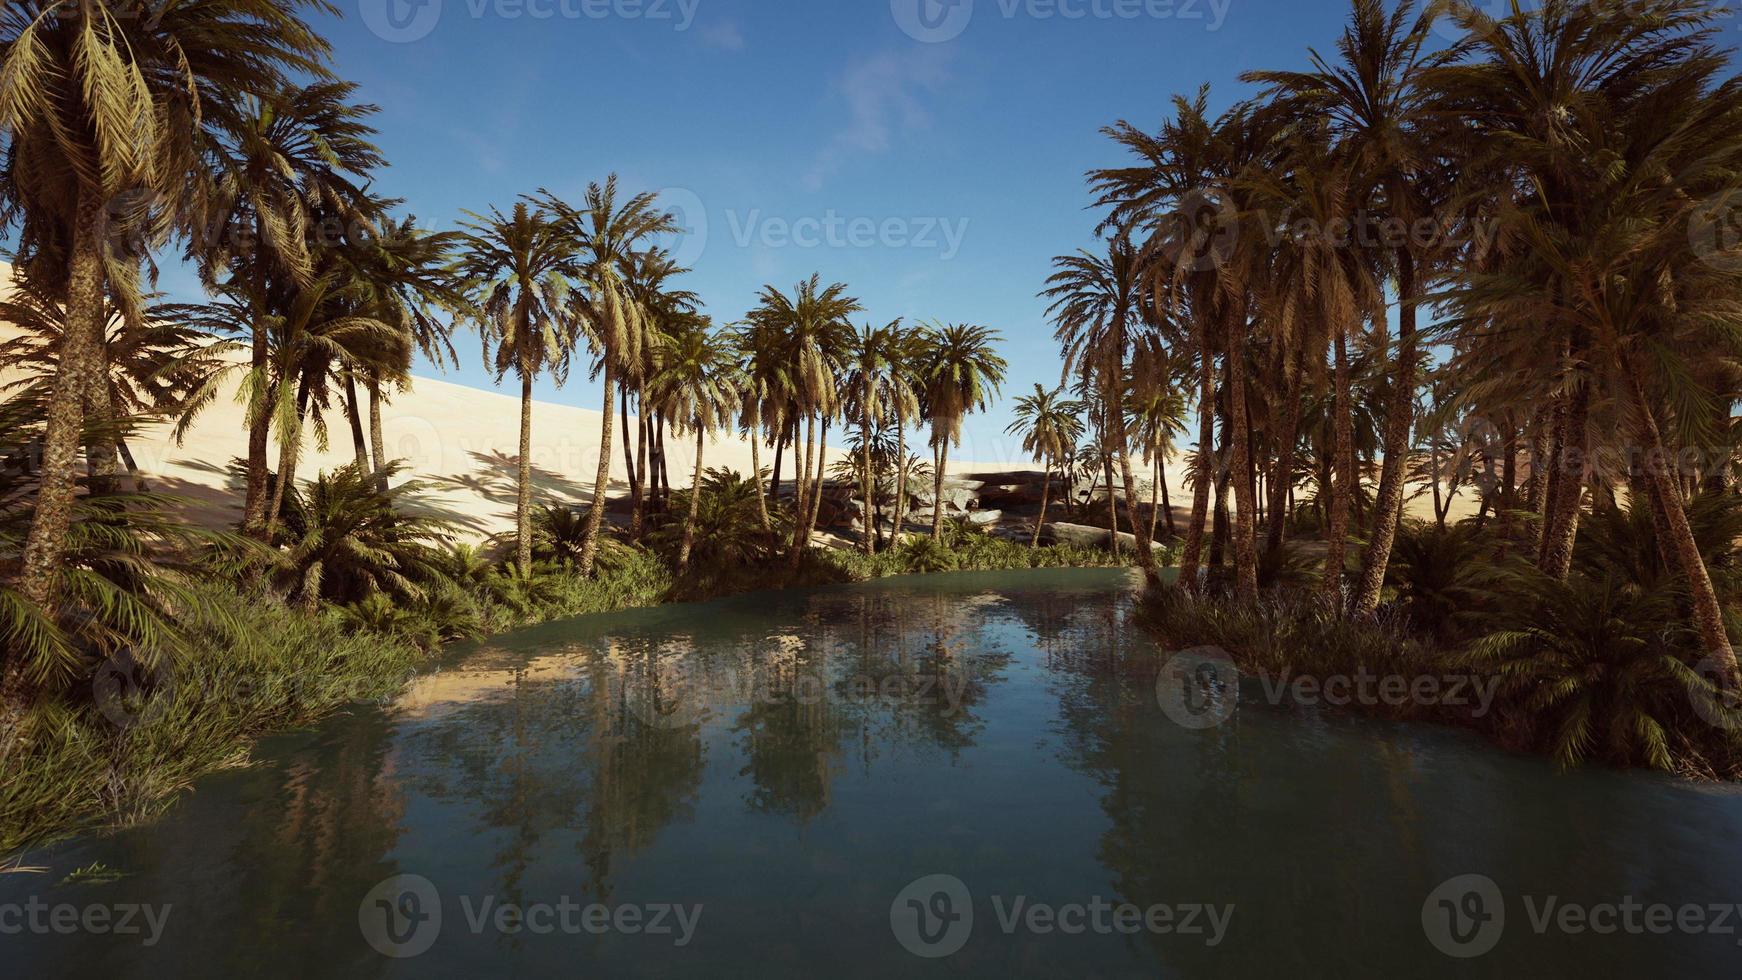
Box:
(0, 264), (1474, 541)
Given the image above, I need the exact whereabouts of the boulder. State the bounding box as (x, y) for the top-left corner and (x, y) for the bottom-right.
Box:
(1044, 522), (1141, 552)
(967, 509), (1003, 526)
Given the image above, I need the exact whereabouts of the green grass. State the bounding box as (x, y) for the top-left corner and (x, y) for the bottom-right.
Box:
(2, 551), (675, 857)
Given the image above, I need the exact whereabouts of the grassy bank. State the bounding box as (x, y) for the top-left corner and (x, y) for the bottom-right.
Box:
(1137, 526), (1742, 782)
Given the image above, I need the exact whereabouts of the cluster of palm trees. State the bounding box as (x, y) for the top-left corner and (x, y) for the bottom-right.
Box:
(0, 0), (1022, 727)
(1066, 0), (1742, 681)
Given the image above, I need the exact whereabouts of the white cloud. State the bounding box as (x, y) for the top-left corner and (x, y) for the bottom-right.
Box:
(804, 47), (951, 190)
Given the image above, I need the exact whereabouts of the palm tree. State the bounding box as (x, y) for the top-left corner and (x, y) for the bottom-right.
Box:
(537, 177), (679, 576)
(1006, 384), (1086, 546)
(844, 320), (916, 554)
(1093, 86), (1243, 595)
(1428, 0), (1742, 678)
(453, 202), (579, 573)
(645, 318), (742, 572)
(619, 247), (699, 536)
(0, 0), (334, 723)
(918, 323), (1008, 541)
(1244, 0), (1446, 616)
(741, 276), (862, 567)
(1127, 336), (1189, 542)
(1044, 234), (1156, 568)
(201, 81), (384, 536)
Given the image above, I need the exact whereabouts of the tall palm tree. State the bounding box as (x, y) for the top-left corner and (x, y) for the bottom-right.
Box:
(619, 247), (698, 536)
(453, 202), (578, 573)
(1127, 335), (1189, 542)
(1006, 384), (1086, 546)
(1429, 0), (1742, 678)
(844, 320), (916, 554)
(537, 178), (679, 576)
(742, 276), (861, 567)
(919, 323), (1008, 541)
(1044, 234), (1156, 568)
(0, 0), (334, 722)
(201, 81), (384, 536)
(646, 318), (742, 573)
(1244, 0), (1446, 615)
(1093, 86), (1240, 594)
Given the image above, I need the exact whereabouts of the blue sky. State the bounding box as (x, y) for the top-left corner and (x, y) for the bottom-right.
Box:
(160, 0), (1365, 460)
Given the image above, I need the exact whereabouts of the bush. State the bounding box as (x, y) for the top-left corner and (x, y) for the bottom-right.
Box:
(1464, 570), (1742, 774)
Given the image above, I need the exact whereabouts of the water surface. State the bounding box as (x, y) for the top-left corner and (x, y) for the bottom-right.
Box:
(9, 568), (1742, 977)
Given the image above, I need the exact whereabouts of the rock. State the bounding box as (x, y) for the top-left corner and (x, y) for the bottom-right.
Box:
(1044, 522), (1141, 552)
(967, 509), (1003, 526)
(978, 483), (1042, 508)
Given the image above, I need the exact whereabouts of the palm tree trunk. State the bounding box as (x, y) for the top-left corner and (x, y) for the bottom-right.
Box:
(770, 420), (786, 503)
(516, 373), (536, 572)
(894, 414), (909, 543)
(1626, 368), (1739, 684)
(749, 410), (772, 531)
(1178, 320), (1216, 594)
(1352, 251), (1419, 616)
(267, 374), (314, 529)
(1150, 455), (1161, 545)
(579, 358), (616, 577)
(118, 440), (149, 493)
(861, 379), (876, 554)
(1321, 329), (1354, 609)
(344, 373), (370, 474)
(1540, 362), (1590, 580)
(1106, 337), (1153, 568)
(1226, 319), (1259, 599)
(678, 427), (706, 573)
(931, 433), (949, 541)
(1034, 457), (1052, 548)
(805, 416), (829, 543)
(1264, 352), (1303, 564)
(622, 385), (642, 537)
(790, 413), (816, 562)
(81, 364), (119, 496)
(657, 415), (672, 506)
(368, 377), (389, 493)
(243, 245), (272, 538)
(7, 190), (106, 721)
